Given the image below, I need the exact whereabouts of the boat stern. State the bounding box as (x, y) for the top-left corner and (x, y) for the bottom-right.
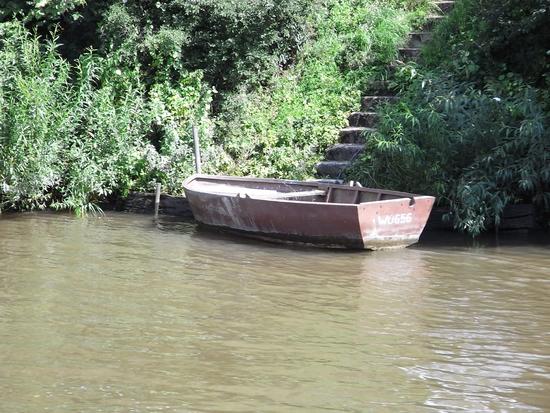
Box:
(358, 196), (435, 250)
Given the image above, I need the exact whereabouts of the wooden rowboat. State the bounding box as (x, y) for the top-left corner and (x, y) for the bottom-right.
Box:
(183, 175), (435, 250)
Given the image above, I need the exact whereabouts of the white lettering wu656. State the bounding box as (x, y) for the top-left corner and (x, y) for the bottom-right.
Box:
(377, 213), (413, 226)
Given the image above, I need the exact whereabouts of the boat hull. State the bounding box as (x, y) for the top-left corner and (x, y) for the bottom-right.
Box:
(183, 175), (434, 250)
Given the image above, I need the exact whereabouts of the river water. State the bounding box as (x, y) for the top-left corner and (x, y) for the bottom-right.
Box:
(0, 212), (549, 412)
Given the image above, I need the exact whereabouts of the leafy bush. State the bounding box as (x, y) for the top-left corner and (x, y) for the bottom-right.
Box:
(423, 0), (550, 85)
(92, 0), (315, 94)
(346, 0), (550, 235)
(347, 67), (550, 235)
(0, 21), (213, 213)
(0, 0), (85, 23)
(2, 0), (315, 94)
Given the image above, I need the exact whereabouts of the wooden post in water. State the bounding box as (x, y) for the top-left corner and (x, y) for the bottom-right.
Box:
(154, 183), (161, 218)
(192, 125), (202, 174)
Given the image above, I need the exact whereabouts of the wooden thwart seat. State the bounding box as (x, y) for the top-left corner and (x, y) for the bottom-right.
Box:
(246, 189), (326, 200)
(197, 181), (326, 200)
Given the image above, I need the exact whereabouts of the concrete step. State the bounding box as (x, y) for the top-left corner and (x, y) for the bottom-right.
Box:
(316, 161), (350, 178)
(434, 1), (455, 14)
(423, 14), (445, 30)
(348, 111), (379, 127)
(326, 144), (365, 161)
(408, 32), (432, 48)
(361, 95), (398, 111)
(366, 80), (396, 95)
(339, 127), (376, 144)
(398, 47), (421, 61)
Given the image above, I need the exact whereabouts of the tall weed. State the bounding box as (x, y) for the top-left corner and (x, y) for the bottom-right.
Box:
(0, 21), (212, 213)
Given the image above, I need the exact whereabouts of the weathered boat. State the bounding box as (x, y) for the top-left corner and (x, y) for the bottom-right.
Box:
(183, 174), (435, 250)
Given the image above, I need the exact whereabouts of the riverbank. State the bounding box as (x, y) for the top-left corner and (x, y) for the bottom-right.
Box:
(111, 191), (546, 235)
(2, 209), (548, 251)
(112, 192), (193, 218)
(1, 2), (547, 234)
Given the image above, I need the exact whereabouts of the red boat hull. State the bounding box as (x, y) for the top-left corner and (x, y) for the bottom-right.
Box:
(183, 175), (435, 250)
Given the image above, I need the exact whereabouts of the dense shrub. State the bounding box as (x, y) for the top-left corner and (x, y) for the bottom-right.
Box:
(347, 69), (550, 234)
(0, 1), (435, 214)
(1, 0), (315, 94)
(423, 0), (550, 85)
(2, 0), (314, 94)
(0, 0), (85, 23)
(348, 0), (550, 235)
(0, 22), (214, 213)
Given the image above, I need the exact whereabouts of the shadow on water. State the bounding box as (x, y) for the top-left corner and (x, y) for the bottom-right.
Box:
(153, 213), (550, 252)
(5, 211), (548, 255)
(153, 214), (368, 254)
(418, 229), (550, 249)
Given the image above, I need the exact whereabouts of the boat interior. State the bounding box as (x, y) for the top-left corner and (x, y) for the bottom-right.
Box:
(185, 175), (415, 205)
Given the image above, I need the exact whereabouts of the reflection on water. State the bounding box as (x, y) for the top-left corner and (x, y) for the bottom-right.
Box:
(0, 212), (549, 412)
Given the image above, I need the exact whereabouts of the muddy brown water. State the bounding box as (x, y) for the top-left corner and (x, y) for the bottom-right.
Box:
(0, 212), (549, 412)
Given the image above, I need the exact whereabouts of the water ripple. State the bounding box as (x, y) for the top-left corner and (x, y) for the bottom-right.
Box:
(0, 212), (549, 412)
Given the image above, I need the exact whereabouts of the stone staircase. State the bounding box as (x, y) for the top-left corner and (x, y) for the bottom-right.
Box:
(316, 1), (455, 179)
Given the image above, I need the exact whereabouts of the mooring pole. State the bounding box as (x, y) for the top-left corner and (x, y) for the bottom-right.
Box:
(192, 125), (202, 174)
(154, 182), (161, 218)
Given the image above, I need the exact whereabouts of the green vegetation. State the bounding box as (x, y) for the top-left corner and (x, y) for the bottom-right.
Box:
(216, 2), (416, 178)
(0, 21), (214, 213)
(347, 0), (550, 234)
(1, 0), (548, 235)
(0, 0), (426, 213)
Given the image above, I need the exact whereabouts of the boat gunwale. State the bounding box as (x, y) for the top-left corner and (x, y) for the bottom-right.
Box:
(183, 174), (434, 207)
